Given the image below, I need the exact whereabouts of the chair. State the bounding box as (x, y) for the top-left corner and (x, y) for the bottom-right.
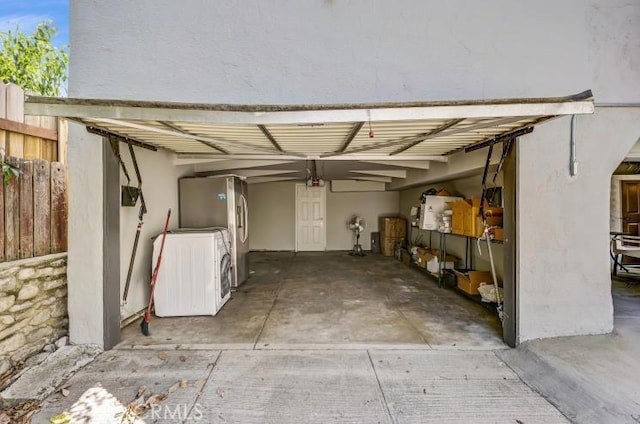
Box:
(611, 234), (640, 276)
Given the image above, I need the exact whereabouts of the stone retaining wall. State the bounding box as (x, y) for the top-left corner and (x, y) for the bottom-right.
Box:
(0, 253), (68, 380)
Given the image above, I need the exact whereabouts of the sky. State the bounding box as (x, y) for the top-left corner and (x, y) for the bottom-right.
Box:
(0, 0), (69, 48)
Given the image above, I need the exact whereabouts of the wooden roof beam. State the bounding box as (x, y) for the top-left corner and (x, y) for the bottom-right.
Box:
(257, 125), (285, 152)
(391, 118), (464, 155)
(338, 122), (365, 152)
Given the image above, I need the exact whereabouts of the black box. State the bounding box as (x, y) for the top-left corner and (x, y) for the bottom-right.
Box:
(370, 232), (381, 253)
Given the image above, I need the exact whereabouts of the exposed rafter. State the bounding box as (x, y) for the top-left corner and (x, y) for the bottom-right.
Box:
(196, 169), (300, 178)
(92, 118), (302, 156)
(391, 118), (464, 155)
(338, 122), (365, 152)
(175, 153), (448, 161)
(173, 157), (229, 166)
(350, 169), (407, 179)
(361, 160), (431, 170)
(322, 116), (530, 157)
(84, 125), (157, 151)
(191, 159), (296, 172)
(246, 176), (300, 185)
(257, 124), (284, 152)
(160, 121), (229, 154)
(353, 176), (393, 183)
(322, 155), (447, 161)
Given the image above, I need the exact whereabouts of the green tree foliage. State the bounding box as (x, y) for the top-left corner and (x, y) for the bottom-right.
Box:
(0, 21), (68, 96)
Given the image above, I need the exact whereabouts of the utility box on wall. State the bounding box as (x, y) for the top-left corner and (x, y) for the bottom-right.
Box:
(370, 232), (381, 253)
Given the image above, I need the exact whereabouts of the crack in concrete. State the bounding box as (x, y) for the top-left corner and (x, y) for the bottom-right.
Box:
(184, 350), (223, 423)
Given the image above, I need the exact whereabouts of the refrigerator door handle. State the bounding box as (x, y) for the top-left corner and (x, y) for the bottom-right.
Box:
(240, 194), (249, 243)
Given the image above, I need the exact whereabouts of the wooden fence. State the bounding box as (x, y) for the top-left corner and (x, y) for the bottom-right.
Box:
(0, 157), (67, 261)
(0, 82), (66, 162)
(0, 82), (68, 261)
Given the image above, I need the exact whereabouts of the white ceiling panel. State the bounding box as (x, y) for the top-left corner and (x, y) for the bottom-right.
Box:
(26, 91), (594, 182)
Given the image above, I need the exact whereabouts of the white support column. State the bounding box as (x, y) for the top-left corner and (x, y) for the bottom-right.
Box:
(67, 122), (106, 346)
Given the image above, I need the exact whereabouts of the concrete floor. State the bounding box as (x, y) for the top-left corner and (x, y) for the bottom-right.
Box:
(29, 260), (640, 422)
(119, 252), (504, 350)
(33, 349), (568, 423)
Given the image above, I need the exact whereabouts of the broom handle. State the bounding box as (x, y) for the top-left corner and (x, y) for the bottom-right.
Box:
(146, 209), (172, 315)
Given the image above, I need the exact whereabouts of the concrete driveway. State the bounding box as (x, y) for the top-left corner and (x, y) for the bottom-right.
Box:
(32, 348), (567, 423)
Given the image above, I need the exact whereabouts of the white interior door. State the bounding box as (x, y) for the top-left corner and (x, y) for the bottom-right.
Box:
(296, 184), (326, 251)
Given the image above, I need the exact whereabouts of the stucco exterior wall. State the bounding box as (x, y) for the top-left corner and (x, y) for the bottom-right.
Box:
(70, 0), (638, 104)
(517, 109), (640, 341)
(68, 0), (639, 345)
(248, 182), (399, 251)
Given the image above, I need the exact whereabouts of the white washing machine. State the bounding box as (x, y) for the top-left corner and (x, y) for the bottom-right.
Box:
(152, 228), (231, 317)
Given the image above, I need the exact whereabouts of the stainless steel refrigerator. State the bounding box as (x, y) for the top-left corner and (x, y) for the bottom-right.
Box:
(179, 175), (249, 288)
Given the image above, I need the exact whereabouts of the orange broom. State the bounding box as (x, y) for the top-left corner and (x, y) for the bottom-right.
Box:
(141, 208), (171, 336)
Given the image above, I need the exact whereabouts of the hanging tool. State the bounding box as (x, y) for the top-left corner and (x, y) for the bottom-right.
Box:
(108, 136), (140, 208)
(107, 136), (145, 303)
(122, 143), (148, 303)
(477, 135), (517, 326)
(141, 208), (171, 336)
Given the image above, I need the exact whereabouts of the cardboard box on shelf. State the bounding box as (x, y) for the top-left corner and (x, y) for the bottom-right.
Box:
(414, 248), (459, 274)
(450, 197), (486, 237)
(451, 204), (465, 235)
(453, 269), (494, 295)
(493, 228), (504, 241)
(474, 216), (504, 237)
(415, 247), (432, 268)
(419, 195), (462, 230)
(426, 254), (458, 274)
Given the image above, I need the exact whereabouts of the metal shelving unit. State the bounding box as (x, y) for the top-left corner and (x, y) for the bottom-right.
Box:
(410, 226), (502, 287)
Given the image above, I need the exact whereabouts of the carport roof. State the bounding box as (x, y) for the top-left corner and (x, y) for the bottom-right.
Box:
(25, 90), (594, 160)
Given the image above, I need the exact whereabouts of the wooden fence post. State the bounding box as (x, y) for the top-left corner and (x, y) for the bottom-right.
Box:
(51, 162), (68, 253)
(33, 159), (51, 257)
(4, 157), (20, 260)
(0, 171), (4, 262)
(18, 160), (34, 258)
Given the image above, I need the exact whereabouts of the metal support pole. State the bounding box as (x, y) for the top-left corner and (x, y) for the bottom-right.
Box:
(570, 115), (578, 176)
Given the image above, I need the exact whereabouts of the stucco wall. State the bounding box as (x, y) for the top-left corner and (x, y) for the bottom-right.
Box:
(248, 182), (399, 251)
(248, 182), (296, 251)
(118, 148), (193, 321)
(70, 0), (638, 104)
(326, 189), (400, 251)
(517, 109), (640, 342)
(0, 254), (68, 379)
